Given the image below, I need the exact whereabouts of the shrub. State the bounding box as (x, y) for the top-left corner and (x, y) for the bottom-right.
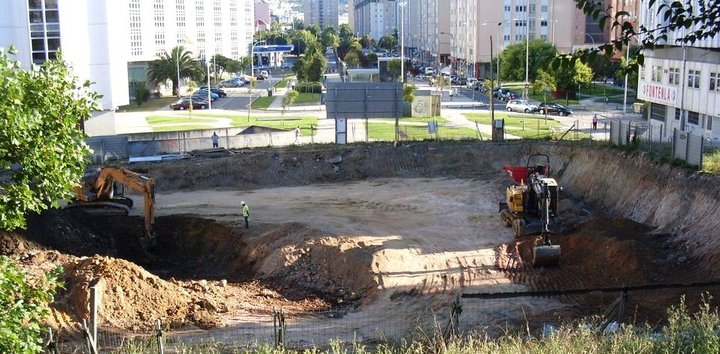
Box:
(294, 81), (322, 94)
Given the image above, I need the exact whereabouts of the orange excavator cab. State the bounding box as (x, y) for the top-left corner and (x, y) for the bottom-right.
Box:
(68, 167), (156, 247)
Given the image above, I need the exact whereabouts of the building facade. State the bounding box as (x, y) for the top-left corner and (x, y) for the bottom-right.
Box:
(638, 0), (720, 143)
(1, 0), (255, 110)
(1, 0), (130, 110)
(447, 0), (582, 79)
(304, 0), (339, 29)
(353, 0), (397, 41)
(255, 0), (271, 31)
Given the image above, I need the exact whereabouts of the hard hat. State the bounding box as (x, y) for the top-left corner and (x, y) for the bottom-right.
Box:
(241, 201), (245, 205)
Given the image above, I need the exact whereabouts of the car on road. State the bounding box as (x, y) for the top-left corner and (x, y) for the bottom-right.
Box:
(537, 102), (573, 116)
(256, 70), (269, 80)
(506, 99), (539, 113)
(169, 97), (207, 110)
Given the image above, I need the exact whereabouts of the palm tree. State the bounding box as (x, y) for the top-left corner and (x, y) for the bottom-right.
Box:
(147, 46), (204, 96)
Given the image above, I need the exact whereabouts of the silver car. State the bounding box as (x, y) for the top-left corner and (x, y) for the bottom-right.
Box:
(506, 99), (538, 113)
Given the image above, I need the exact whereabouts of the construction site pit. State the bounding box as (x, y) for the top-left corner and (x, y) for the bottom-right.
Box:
(5, 141), (720, 346)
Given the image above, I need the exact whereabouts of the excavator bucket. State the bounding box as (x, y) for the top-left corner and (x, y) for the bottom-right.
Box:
(533, 244), (561, 267)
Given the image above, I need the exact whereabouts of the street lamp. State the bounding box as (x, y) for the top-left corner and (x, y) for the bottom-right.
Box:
(524, 15), (530, 100)
(399, 1), (407, 82)
(623, 46), (630, 114)
(206, 54), (212, 110)
(175, 47), (181, 97)
(250, 40), (266, 79)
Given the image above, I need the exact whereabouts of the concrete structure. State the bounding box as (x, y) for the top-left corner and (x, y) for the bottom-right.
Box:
(638, 0), (720, 144)
(408, 0), (450, 69)
(304, 0), (339, 29)
(1, 0), (255, 111)
(255, 0), (271, 31)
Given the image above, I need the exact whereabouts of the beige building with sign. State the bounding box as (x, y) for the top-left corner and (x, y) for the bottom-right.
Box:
(638, 0), (720, 144)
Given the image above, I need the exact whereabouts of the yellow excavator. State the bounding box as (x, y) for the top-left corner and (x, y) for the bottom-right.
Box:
(67, 166), (156, 246)
(498, 154), (561, 267)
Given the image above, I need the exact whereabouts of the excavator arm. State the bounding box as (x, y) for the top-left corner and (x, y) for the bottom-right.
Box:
(72, 167), (156, 243)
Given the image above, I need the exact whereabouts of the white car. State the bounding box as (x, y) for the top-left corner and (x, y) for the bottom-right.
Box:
(506, 99), (539, 113)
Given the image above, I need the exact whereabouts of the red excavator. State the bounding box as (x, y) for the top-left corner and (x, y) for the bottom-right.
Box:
(67, 167), (156, 246)
(498, 153), (561, 267)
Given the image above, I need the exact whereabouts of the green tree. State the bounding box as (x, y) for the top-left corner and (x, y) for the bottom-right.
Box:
(344, 51), (360, 69)
(499, 39), (557, 82)
(569, 0), (719, 67)
(366, 52), (378, 67)
(0, 257), (62, 353)
(282, 89), (299, 116)
(378, 35), (398, 51)
(292, 30), (317, 56)
(574, 60), (594, 91)
(147, 46), (204, 96)
(359, 35), (374, 49)
(387, 59), (402, 81)
(306, 23), (321, 37)
(133, 81), (150, 105)
(0, 48), (98, 230)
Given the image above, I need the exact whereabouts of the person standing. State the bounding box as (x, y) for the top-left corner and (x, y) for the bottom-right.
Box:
(592, 114), (598, 130)
(241, 201), (250, 229)
(211, 132), (219, 148)
(293, 126), (301, 144)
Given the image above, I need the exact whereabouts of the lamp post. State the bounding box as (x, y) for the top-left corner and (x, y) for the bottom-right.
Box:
(250, 40), (266, 79)
(524, 12), (530, 100)
(175, 47), (181, 97)
(399, 1), (407, 82)
(623, 46), (630, 114)
(206, 54), (212, 110)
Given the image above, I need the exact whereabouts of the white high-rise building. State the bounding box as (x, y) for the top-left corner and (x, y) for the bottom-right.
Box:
(0, 0), (255, 110)
(638, 0), (720, 142)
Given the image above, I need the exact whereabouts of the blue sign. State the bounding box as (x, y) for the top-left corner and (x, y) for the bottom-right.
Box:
(254, 45), (295, 53)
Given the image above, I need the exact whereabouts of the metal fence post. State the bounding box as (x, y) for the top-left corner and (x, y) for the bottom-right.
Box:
(156, 319), (164, 354)
(90, 284), (98, 348)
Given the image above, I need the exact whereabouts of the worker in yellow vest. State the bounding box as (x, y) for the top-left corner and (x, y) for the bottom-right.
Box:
(241, 201), (250, 229)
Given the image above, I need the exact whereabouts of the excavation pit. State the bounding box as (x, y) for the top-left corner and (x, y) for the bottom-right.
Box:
(4, 142), (720, 342)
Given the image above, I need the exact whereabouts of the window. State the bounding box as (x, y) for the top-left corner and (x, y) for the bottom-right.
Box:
(674, 108), (681, 120)
(541, 20), (547, 26)
(639, 66), (645, 80)
(688, 70), (700, 88)
(651, 66), (663, 83)
(669, 67), (680, 85)
(687, 111), (699, 125)
(650, 103), (666, 122)
(708, 115), (713, 130)
(710, 72), (719, 91)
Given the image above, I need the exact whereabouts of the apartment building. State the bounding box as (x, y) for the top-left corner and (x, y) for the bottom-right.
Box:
(0, 0), (255, 110)
(446, 0), (582, 79)
(255, 0), (271, 31)
(353, 0), (398, 41)
(304, 0), (339, 29)
(638, 0), (720, 143)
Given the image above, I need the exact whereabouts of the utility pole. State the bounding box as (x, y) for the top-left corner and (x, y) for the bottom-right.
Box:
(490, 35), (496, 141)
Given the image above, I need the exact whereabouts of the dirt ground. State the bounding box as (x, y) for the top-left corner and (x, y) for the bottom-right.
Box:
(5, 142), (720, 346)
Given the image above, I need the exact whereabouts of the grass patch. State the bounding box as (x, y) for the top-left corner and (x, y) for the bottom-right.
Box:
(146, 115), (219, 124)
(703, 147), (720, 174)
(374, 116), (449, 124)
(500, 81), (632, 105)
(117, 97), (177, 112)
(368, 123), (485, 141)
(152, 125), (213, 132)
(465, 112), (562, 128)
(251, 96), (274, 109)
(294, 93), (321, 105)
(228, 115), (319, 135)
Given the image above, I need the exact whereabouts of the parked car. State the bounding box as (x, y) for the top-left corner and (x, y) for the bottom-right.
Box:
(169, 97), (207, 110)
(493, 88), (509, 100)
(506, 99), (539, 113)
(218, 78), (244, 88)
(502, 91), (521, 101)
(457, 77), (468, 86)
(537, 102), (573, 116)
(193, 90), (219, 101)
(198, 86), (227, 97)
